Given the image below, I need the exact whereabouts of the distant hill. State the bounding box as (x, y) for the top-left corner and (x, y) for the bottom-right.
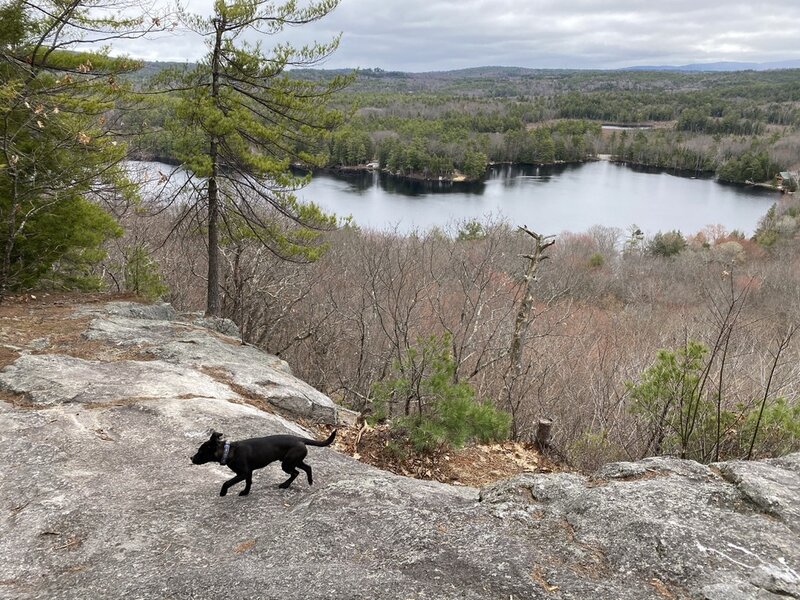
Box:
(131, 61), (800, 98)
(624, 59), (800, 72)
(136, 61), (800, 81)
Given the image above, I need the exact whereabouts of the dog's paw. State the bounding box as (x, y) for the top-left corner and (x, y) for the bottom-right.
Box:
(238, 490), (250, 496)
(220, 488), (228, 497)
(278, 482), (290, 489)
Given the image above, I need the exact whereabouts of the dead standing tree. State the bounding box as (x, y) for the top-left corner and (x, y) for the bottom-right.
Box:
(503, 226), (556, 443)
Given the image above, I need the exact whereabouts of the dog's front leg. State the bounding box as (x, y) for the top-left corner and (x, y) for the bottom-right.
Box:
(239, 472), (253, 496)
(220, 474), (245, 496)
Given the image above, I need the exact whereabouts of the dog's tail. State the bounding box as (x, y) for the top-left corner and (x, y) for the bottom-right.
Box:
(303, 429), (337, 447)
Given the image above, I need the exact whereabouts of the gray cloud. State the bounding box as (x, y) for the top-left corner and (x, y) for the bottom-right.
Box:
(110, 0), (800, 70)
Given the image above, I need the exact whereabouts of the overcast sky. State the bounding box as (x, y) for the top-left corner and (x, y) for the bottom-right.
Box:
(115, 0), (800, 71)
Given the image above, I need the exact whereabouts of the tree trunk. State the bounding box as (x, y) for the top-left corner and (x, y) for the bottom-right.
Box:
(0, 176), (20, 303)
(503, 227), (555, 437)
(207, 174), (220, 316)
(205, 18), (225, 317)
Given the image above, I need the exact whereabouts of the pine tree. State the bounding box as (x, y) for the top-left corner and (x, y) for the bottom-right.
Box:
(0, 0), (152, 297)
(158, 0), (351, 315)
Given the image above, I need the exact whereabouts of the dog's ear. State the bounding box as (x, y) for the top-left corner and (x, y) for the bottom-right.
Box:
(210, 431), (223, 441)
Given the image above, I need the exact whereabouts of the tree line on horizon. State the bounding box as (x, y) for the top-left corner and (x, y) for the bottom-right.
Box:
(126, 60), (800, 186)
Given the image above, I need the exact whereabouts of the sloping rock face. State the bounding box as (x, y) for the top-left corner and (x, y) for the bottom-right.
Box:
(4, 301), (354, 425)
(0, 300), (798, 599)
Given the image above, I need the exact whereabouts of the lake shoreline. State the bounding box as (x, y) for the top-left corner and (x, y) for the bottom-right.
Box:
(318, 158), (590, 184)
(133, 150), (782, 195)
(128, 159), (778, 236)
(317, 159), (782, 194)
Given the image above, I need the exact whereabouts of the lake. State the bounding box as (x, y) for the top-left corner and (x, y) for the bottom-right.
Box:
(132, 160), (779, 237)
(296, 161), (778, 236)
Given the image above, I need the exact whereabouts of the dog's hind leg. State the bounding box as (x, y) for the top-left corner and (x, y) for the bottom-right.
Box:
(278, 446), (308, 489)
(298, 461), (313, 485)
(278, 460), (300, 489)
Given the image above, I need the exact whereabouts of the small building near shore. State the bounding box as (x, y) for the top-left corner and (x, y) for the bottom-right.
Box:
(776, 171), (797, 189)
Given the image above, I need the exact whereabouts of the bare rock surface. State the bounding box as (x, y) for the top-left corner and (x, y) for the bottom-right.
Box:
(74, 301), (351, 424)
(0, 300), (798, 599)
(0, 354), (239, 405)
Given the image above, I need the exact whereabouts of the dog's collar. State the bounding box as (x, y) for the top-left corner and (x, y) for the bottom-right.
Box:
(220, 441), (231, 465)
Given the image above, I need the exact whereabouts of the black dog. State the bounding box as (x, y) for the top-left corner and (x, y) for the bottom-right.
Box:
(191, 430), (336, 497)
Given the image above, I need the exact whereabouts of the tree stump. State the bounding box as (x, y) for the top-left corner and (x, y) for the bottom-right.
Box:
(535, 418), (553, 451)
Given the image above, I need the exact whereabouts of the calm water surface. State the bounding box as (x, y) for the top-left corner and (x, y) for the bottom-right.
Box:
(297, 161), (777, 236)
